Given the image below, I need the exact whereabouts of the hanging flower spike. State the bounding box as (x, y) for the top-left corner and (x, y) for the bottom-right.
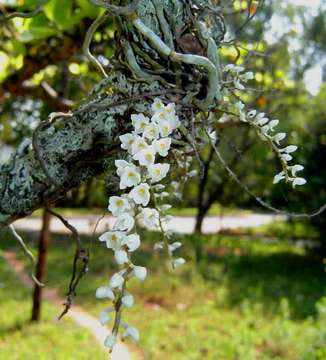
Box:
(96, 98), (185, 352)
(229, 81), (306, 189)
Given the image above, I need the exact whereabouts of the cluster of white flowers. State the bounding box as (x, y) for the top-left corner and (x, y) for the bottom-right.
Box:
(96, 98), (185, 351)
(223, 64), (254, 91)
(221, 63), (306, 188)
(234, 100), (306, 188)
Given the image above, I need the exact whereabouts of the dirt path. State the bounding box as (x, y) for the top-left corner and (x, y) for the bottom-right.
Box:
(13, 213), (283, 235)
(2, 251), (132, 360)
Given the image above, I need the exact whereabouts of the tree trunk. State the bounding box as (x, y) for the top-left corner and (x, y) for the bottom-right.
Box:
(31, 208), (51, 322)
(195, 206), (206, 234)
(194, 148), (215, 234)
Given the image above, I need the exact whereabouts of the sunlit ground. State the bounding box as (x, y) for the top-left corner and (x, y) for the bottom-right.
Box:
(0, 220), (325, 359)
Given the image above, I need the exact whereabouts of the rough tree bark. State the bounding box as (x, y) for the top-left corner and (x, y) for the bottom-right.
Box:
(0, 0), (224, 230)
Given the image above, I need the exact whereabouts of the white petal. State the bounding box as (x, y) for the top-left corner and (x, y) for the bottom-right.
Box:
(104, 334), (117, 349)
(273, 133), (286, 145)
(129, 183), (151, 206)
(273, 171), (285, 184)
(96, 286), (114, 299)
(99, 232), (110, 242)
(110, 273), (124, 288)
(243, 71), (254, 80)
(154, 242), (164, 250)
(268, 119), (279, 131)
(122, 294), (134, 308)
(292, 177), (306, 188)
(281, 154), (293, 162)
(291, 164), (304, 177)
(235, 101), (245, 112)
(173, 258), (186, 268)
(152, 98), (165, 112)
(114, 250), (129, 265)
(284, 145), (298, 153)
(234, 78), (245, 90)
(123, 234), (141, 252)
(133, 266), (147, 281)
(168, 242), (182, 252)
(99, 311), (111, 325)
(123, 326), (139, 342)
(113, 213), (135, 232)
(247, 110), (257, 118)
(188, 170), (197, 177)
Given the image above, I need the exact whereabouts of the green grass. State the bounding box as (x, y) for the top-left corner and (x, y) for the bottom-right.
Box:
(0, 252), (106, 359)
(238, 220), (319, 239)
(1, 228), (326, 359)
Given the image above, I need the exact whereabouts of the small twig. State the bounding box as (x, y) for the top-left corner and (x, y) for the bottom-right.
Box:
(9, 225), (44, 287)
(89, 0), (139, 15)
(73, 88), (186, 115)
(0, 0), (47, 21)
(205, 128), (326, 219)
(82, 12), (110, 78)
(47, 209), (89, 319)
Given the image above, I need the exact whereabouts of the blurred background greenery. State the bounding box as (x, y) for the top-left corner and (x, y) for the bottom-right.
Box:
(0, 0), (325, 359)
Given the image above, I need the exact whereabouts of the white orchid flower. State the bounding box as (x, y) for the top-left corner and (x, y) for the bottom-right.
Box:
(131, 113), (150, 134)
(119, 166), (141, 189)
(153, 138), (171, 157)
(115, 160), (135, 176)
(143, 123), (159, 140)
(122, 233), (140, 252)
(113, 213), (135, 232)
(99, 231), (125, 251)
(152, 98), (165, 112)
(137, 207), (160, 229)
(129, 183), (151, 206)
(158, 120), (173, 137)
(131, 135), (148, 155)
(133, 146), (156, 166)
(119, 133), (136, 152)
(108, 196), (131, 216)
(147, 163), (170, 183)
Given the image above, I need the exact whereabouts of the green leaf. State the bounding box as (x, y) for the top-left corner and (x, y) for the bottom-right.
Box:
(19, 13), (58, 42)
(43, 0), (102, 30)
(43, 0), (72, 29)
(3, 40), (26, 56)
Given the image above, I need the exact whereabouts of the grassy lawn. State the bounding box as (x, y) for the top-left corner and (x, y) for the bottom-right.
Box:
(1, 227), (326, 359)
(0, 252), (106, 359)
(237, 220), (319, 239)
